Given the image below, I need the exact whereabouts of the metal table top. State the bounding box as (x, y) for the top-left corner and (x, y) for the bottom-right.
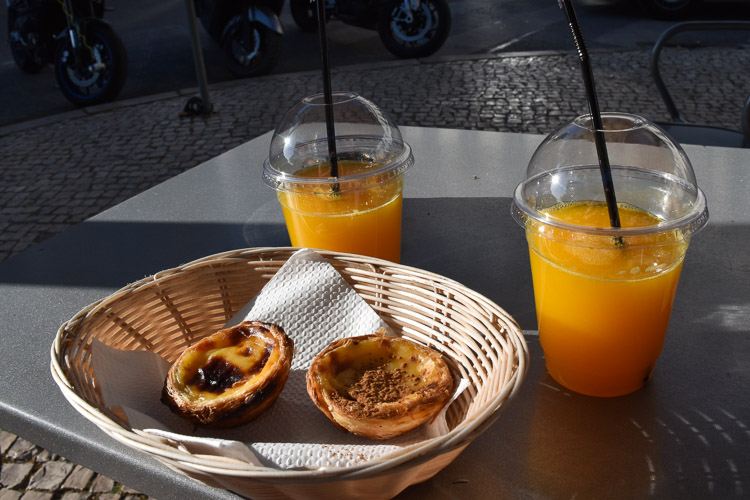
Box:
(1, 126), (748, 499)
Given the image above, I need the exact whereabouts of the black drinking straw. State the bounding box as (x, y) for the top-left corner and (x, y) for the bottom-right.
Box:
(559, 0), (621, 229)
(316, 0), (339, 178)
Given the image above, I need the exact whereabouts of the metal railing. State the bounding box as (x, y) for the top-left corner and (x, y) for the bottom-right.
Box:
(649, 21), (750, 124)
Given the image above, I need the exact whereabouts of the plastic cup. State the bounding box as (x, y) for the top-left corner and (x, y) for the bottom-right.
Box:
(263, 92), (414, 262)
(511, 113), (708, 397)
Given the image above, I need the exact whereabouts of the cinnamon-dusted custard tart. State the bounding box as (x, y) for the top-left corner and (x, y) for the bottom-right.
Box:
(162, 321), (293, 427)
(306, 333), (453, 440)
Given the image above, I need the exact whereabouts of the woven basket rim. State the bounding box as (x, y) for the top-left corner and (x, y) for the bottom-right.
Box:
(50, 247), (529, 481)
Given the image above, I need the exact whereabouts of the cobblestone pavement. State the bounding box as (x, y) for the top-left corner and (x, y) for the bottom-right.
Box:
(1, 47), (749, 499)
(1, 430), (147, 500)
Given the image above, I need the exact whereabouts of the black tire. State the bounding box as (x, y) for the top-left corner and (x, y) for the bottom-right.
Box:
(54, 21), (128, 106)
(377, 0), (451, 59)
(8, 13), (46, 74)
(290, 0), (319, 33)
(638, 0), (698, 19)
(222, 17), (283, 78)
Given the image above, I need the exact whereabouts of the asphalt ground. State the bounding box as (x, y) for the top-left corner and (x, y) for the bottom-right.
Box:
(1, 46), (749, 499)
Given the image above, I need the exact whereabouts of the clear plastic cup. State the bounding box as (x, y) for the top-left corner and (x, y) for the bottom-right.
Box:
(263, 92), (414, 263)
(511, 113), (708, 397)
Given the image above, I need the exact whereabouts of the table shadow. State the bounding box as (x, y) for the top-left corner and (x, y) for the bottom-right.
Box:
(2, 197), (746, 336)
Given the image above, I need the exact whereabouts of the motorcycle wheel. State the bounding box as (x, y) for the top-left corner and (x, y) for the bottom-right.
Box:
(377, 0), (451, 59)
(222, 17), (283, 78)
(638, 0), (697, 19)
(8, 13), (46, 74)
(55, 21), (128, 107)
(290, 0), (319, 33)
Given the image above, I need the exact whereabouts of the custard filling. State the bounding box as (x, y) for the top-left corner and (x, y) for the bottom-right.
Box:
(173, 323), (282, 403)
(321, 337), (435, 406)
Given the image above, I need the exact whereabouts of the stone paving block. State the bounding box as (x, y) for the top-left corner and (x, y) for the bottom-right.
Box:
(27, 462), (74, 491)
(120, 484), (144, 495)
(61, 465), (93, 490)
(17, 492), (52, 500)
(98, 494), (121, 500)
(0, 463), (33, 489)
(5, 440), (38, 462)
(59, 493), (88, 500)
(0, 432), (15, 455)
(89, 474), (115, 494)
(0, 488), (23, 500)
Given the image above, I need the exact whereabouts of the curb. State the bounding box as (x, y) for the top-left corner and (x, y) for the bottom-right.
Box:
(0, 48), (622, 137)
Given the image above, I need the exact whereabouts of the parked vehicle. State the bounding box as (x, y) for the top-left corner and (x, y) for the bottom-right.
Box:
(639, 0), (750, 19)
(289, 0), (451, 59)
(195, 0), (285, 77)
(6, 0), (128, 106)
(639, 0), (697, 18)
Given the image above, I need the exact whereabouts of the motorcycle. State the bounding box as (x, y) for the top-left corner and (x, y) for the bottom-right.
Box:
(289, 0), (451, 59)
(6, 0), (128, 106)
(195, 0), (285, 78)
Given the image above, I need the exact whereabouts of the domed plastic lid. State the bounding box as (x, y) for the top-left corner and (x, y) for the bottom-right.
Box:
(512, 113), (708, 240)
(526, 113), (698, 185)
(263, 92), (413, 193)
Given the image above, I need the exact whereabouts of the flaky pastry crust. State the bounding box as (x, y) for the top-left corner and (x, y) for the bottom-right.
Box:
(306, 333), (453, 439)
(161, 320), (293, 427)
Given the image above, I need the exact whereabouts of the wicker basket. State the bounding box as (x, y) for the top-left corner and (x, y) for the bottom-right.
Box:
(51, 247), (528, 500)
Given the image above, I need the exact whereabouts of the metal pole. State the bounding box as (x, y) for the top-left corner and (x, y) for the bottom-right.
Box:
(184, 0), (213, 114)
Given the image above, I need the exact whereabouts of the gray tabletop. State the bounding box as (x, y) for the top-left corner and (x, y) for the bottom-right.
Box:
(1, 126), (748, 499)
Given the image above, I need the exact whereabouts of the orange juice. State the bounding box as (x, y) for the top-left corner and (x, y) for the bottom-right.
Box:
(277, 160), (404, 262)
(527, 201), (688, 397)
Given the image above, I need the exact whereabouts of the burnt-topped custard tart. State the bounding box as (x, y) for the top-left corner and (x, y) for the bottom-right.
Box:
(162, 320), (293, 427)
(306, 333), (453, 440)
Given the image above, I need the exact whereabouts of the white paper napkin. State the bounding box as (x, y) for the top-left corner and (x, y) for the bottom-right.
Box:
(92, 248), (464, 470)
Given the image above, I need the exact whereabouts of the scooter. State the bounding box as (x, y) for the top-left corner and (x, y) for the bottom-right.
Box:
(6, 0), (128, 106)
(289, 0), (451, 59)
(195, 0), (285, 77)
